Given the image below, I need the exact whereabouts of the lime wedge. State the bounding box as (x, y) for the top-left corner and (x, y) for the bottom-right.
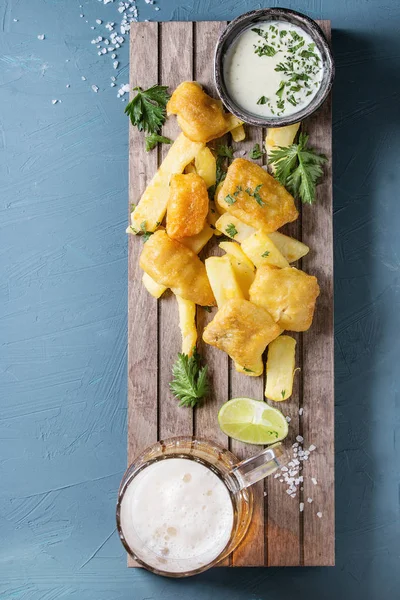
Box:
(218, 397), (288, 445)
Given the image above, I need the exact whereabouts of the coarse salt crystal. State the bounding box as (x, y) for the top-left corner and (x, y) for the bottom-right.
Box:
(307, 497), (313, 503)
(13, 18), (18, 22)
(66, 84), (70, 88)
(81, 76), (87, 81)
(37, 34), (45, 40)
(286, 416), (291, 423)
(311, 477), (317, 485)
(317, 512), (322, 518)
(296, 435), (304, 443)
(80, 14), (84, 18)
(309, 444), (316, 452)
(299, 408), (303, 416)
(96, 19), (102, 24)
(91, 85), (99, 93)
(299, 502), (304, 512)
(51, 99), (59, 104)
(111, 82), (116, 87)
(113, 61), (119, 69)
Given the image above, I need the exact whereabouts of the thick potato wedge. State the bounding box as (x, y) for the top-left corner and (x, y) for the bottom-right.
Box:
(142, 272), (167, 298)
(166, 173), (209, 239)
(231, 124), (246, 142)
(129, 133), (204, 233)
(265, 123), (300, 173)
(205, 256), (244, 308)
(184, 161), (197, 174)
(140, 230), (215, 306)
(180, 224), (214, 254)
(241, 231), (290, 269)
(219, 241), (255, 299)
(214, 182), (227, 214)
(176, 295), (197, 356)
(195, 146), (216, 188)
(265, 335), (296, 401)
(218, 158), (298, 233)
(215, 213), (256, 242)
(267, 231), (309, 263)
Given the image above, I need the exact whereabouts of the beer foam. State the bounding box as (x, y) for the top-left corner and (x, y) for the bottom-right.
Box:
(120, 458), (234, 573)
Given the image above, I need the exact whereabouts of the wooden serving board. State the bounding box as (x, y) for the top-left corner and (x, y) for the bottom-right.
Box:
(127, 20), (334, 567)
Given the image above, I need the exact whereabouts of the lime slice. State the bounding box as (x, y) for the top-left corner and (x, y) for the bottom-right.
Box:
(218, 397), (288, 445)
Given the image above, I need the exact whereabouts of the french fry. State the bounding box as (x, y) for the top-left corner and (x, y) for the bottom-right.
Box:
(205, 256), (244, 308)
(129, 133), (204, 233)
(142, 272), (167, 298)
(215, 214), (256, 242)
(214, 182), (227, 214)
(180, 224), (214, 254)
(176, 295), (197, 356)
(225, 113), (244, 134)
(241, 230), (290, 269)
(195, 146), (216, 188)
(231, 124), (246, 142)
(268, 231), (309, 263)
(265, 123), (301, 173)
(184, 161), (197, 174)
(265, 335), (296, 402)
(219, 241), (255, 299)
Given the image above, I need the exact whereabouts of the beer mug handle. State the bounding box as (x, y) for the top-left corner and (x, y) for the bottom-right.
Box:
(229, 442), (289, 489)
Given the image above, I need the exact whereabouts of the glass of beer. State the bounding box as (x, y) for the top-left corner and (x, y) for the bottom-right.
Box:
(116, 436), (288, 577)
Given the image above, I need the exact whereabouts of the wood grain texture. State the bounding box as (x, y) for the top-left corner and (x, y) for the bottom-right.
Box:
(128, 20), (334, 568)
(301, 21), (335, 567)
(158, 22), (194, 439)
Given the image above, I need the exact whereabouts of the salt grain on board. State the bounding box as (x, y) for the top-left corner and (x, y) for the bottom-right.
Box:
(37, 34), (45, 40)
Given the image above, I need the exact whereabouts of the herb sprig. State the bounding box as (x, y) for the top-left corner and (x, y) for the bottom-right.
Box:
(269, 133), (327, 204)
(170, 349), (210, 408)
(125, 85), (171, 152)
(208, 144), (234, 199)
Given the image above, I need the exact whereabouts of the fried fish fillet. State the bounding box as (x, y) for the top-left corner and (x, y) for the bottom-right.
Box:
(203, 298), (281, 375)
(167, 82), (235, 143)
(139, 230), (215, 306)
(219, 158), (298, 232)
(166, 173), (209, 239)
(249, 265), (320, 332)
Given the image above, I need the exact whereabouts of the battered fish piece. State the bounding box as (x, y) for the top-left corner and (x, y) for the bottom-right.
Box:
(249, 265), (320, 332)
(167, 82), (231, 143)
(219, 159), (298, 232)
(166, 173), (209, 240)
(203, 299), (281, 375)
(139, 230), (215, 306)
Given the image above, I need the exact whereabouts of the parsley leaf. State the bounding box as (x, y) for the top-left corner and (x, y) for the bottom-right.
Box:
(140, 221), (153, 242)
(225, 223), (238, 238)
(249, 143), (264, 160)
(255, 44), (277, 57)
(124, 85), (170, 134)
(145, 133), (172, 152)
(216, 144), (234, 159)
(243, 367), (254, 373)
(261, 250), (270, 258)
(257, 95), (268, 105)
(224, 194), (237, 205)
(281, 390), (286, 399)
(269, 132), (327, 204)
(169, 349), (209, 408)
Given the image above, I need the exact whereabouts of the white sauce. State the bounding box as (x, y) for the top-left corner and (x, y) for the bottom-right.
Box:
(119, 457), (234, 573)
(224, 20), (324, 118)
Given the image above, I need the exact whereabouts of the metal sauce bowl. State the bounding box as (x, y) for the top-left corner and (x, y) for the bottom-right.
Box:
(214, 8), (335, 128)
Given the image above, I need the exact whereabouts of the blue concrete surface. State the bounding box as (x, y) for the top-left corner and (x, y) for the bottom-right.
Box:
(0, 0), (399, 598)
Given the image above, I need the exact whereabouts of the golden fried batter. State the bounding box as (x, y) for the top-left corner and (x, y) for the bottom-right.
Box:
(166, 173), (209, 239)
(139, 230), (215, 306)
(249, 265), (320, 332)
(219, 158), (298, 232)
(203, 298), (281, 375)
(167, 82), (230, 143)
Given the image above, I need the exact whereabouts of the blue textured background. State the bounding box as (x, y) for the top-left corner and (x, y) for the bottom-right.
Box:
(1, 0), (399, 598)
